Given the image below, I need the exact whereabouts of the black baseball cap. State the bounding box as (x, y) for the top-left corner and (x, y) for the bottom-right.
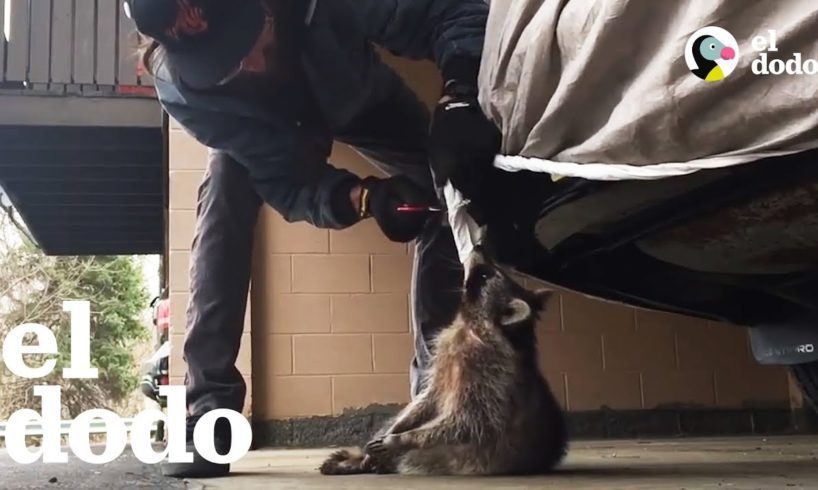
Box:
(125, 0), (266, 89)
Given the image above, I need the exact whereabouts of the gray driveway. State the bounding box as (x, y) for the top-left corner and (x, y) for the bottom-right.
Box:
(0, 447), (189, 490)
(3, 437), (818, 489)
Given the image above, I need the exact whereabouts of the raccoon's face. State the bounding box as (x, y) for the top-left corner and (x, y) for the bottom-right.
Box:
(462, 248), (550, 327)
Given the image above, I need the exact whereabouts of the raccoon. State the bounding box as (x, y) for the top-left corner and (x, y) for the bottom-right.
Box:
(320, 248), (567, 476)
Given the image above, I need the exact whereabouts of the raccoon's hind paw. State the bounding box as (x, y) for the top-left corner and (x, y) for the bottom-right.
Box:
(319, 449), (369, 475)
(318, 450), (346, 475)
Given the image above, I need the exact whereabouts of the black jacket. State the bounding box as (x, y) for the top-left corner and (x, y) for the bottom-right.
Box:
(155, 0), (489, 228)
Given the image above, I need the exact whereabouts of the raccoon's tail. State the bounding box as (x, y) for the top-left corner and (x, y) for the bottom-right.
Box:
(319, 448), (374, 475)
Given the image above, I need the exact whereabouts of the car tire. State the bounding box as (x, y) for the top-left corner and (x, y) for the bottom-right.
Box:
(790, 361), (818, 411)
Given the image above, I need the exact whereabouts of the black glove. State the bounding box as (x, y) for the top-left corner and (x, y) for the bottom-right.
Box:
(359, 176), (438, 243)
(428, 86), (502, 199)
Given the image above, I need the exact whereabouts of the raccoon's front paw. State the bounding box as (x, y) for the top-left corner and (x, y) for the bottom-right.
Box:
(365, 435), (398, 455)
(365, 437), (388, 456)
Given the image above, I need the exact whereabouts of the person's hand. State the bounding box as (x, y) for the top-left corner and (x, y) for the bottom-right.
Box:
(359, 176), (438, 243)
(428, 91), (501, 199)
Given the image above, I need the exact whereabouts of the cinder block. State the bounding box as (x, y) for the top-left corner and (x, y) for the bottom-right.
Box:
(267, 213), (329, 254)
(636, 309), (707, 333)
(292, 255), (370, 293)
(259, 335), (293, 376)
(603, 328), (677, 371)
(169, 130), (208, 170)
(565, 372), (642, 411)
(332, 374), (411, 415)
(330, 143), (387, 178)
(243, 297), (252, 333)
(168, 293), (188, 337)
(378, 53), (441, 109)
(538, 332), (604, 373)
(242, 375), (253, 418)
(562, 292), (635, 334)
(168, 250), (190, 293)
(373, 334), (413, 373)
(266, 294), (331, 334)
(715, 365), (790, 409)
(642, 369), (716, 409)
(330, 219), (405, 255)
(265, 255), (292, 294)
(168, 333), (186, 379)
(265, 376), (332, 419)
(168, 210), (196, 251)
(536, 293), (563, 331)
(331, 294), (409, 333)
(371, 255), (413, 293)
(293, 334), (373, 375)
(544, 372), (567, 410)
(168, 170), (204, 211)
(676, 321), (754, 370)
(237, 333), (252, 377)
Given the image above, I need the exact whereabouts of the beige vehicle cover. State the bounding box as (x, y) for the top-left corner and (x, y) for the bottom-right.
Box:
(477, 0), (818, 180)
(447, 0), (818, 261)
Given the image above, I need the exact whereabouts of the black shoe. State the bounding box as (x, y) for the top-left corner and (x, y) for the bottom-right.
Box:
(160, 415), (231, 478)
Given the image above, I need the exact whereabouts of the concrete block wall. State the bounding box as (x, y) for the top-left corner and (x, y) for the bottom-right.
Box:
(250, 143), (415, 420)
(166, 53), (795, 423)
(524, 281), (792, 411)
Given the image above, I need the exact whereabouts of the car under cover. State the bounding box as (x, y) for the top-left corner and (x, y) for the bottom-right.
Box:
(479, 148), (818, 328)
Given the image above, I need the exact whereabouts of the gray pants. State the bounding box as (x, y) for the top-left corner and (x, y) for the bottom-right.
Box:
(183, 83), (464, 416)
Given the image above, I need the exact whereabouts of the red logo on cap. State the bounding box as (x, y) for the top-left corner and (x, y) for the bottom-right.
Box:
(166, 0), (208, 39)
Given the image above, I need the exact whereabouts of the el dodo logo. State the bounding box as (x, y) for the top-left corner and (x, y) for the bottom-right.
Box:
(685, 27), (739, 82)
(1, 301), (252, 465)
(686, 27), (818, 80)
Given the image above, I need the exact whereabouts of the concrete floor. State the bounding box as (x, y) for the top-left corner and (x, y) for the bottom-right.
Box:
(0, 448), (188, 490)
(188, 436), (818, 490)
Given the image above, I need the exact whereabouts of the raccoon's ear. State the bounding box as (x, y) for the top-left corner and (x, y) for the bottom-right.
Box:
(501, 298), (532, 326)
(530, 288), (554, 312)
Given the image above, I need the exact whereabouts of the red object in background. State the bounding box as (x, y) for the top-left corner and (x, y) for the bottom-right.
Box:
(156, 298), (170, 336)
(116, 85), (157, 97)
(396, 204), (442, 212)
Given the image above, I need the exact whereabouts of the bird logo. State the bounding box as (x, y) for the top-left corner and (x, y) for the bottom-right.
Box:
(685, 27), (740, 82)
